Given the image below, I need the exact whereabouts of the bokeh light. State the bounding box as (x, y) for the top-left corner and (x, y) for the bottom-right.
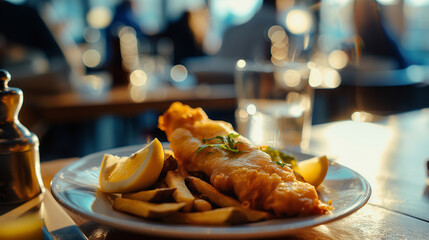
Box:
(268, 25), (289, 64)
(130, 70), (148, 87)
(83, 27), (101, 43)
(324, 68), (341, 88)
(269, 29), (286, 43)
(309, 68), (323, 87)
(238, 109), (249, 119)
(351, 111), (375, 122)
(82, 49), (101, 68)
(86, 6), (113, 29)
(285, 9), (312, 35)
(129, 85), (147, 102)
(268, 25), (285, 40)
(307, 61), (317, 69)
(236, 59), (246, 69)
(246, 104), (257, 115)
(328, 50), (348, 69)
(119, 27), (139, 72)
(271, 46), (288, 60)
(170, 65), (188, 82)
(283, 69), (301, 87)
(309, 66), (341, 88)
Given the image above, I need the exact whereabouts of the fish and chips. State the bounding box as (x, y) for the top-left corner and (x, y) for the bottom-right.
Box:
(101, 102), (332, 225)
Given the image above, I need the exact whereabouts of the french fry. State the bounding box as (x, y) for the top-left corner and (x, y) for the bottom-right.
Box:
(122, 187), (176, 202)
(186, 176), (242, 207)
(151, 154), (178, 189)
(110, 151), (272, 225)
(188, 171), (210, 183)
(236, 207), (273, 222)
(113, 198), (186, 219)
(185, 176), (273, 222)
(165, 171), (195, 212)
(162, 207), (247, 225)
(158, 155), (178, 179)
(193, 199), (212, 212)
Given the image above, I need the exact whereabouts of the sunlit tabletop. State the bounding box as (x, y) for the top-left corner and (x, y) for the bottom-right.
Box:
(41, 108), (429, 239)
(310, 108), (429, 224)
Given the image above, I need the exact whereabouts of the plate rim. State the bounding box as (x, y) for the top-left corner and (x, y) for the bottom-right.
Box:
(51, 144), (372, 239)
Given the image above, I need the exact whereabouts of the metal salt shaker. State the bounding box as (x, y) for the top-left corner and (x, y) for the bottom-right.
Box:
(0, 70), (43, 204)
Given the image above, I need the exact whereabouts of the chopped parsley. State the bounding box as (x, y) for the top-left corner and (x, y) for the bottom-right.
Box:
(195, 133), (245, 155)
(260, 146), (297, 168)
(194, 135), (296, 169)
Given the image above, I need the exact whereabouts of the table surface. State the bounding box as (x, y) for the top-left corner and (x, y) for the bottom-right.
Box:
(26, 84), (236, 124)
(40, 108), (429, 239)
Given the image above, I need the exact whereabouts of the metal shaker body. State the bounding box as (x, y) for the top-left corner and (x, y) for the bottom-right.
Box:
(0, 70), (43, 204)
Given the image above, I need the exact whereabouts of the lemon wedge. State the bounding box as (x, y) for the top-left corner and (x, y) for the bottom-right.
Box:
(99, 138), (164, 193)
(294, 155), (329, 188)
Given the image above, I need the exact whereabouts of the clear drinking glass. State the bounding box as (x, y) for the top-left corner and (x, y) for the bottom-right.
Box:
(234, 61), (313, 151)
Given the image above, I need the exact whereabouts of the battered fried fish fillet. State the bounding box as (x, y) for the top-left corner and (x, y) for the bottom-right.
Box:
(158, 102), (332, 216)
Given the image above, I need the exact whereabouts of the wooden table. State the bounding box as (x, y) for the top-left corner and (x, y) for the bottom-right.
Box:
(26, 84), (236, 124)
(41, 109), (429, 239)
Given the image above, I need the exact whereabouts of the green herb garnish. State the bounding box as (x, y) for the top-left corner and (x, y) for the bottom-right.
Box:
(275, 160), (286, 167)
(260, 146), (297, 168)
(195, 133), (245, 155)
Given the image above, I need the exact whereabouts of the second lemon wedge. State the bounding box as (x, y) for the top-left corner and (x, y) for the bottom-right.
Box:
(99, 138), (164, 193)
(293, 155), (329, 188)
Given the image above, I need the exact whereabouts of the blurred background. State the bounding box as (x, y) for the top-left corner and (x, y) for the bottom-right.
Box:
(0, 0), (428, 161)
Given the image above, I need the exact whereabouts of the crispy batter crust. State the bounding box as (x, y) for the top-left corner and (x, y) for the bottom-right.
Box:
(159, 102), (332, 216)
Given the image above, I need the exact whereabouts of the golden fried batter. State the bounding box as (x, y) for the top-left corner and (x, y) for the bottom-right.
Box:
(158, 102), (331, 216)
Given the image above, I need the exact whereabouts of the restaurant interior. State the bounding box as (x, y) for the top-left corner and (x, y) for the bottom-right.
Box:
(1, 0), (429, 239)
(0, 0), (429, 161)
(0, 0), (427, 161)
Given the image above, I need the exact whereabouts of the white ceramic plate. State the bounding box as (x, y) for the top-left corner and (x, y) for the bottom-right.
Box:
(51, 144), (371, 239)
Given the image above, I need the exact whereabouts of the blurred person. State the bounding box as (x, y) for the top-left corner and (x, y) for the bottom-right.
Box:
(353, 0), (409, 69)
(216, 0), (277, 61)
(318, 0), (422, 123)
(0, 0), (71, 94)
(160, 10), (205, 65)
(183, 0), (278, 84)
(103, 0), (148, 86)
